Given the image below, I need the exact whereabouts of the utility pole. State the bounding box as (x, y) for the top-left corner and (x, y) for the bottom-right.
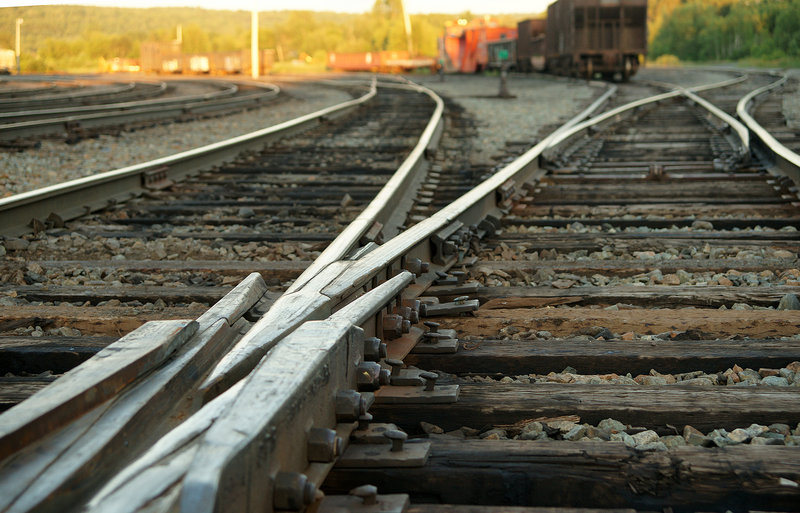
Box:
(399, 0), (413, 55)
(15, 18), (23, 75)
(251, 10), (259, 79)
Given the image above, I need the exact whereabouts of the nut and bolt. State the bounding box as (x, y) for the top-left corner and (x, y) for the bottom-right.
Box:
(384, 429), (408, 452)
(403, 257), (430, 276)
(420, 371), (438, 391)
(273, 472), (317, 511)
(307, 428), (342, 463)
(357, 362), (384, 391)
(349, 484), (378, 505)
(335, 390), (366, 422)
(402, 299), (421, 323)
(382, 313), (405, 340)
(453, 295), (470, 304)
(423, 321), (439, 333)
(363, 337), (387, 362)
(385, 358), (404, 377)
(357, 413), (373, 431)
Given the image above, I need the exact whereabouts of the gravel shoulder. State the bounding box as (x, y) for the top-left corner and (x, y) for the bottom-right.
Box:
(415, 73), (602, 165)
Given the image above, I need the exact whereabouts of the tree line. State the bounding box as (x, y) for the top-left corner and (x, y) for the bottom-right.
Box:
(2, 0), (798, 73)
(0, 2), (527, 73)
(650, 0), (800, 63)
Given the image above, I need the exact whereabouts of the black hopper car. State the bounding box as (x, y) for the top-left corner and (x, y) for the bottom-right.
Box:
(489, 0), (647, 81)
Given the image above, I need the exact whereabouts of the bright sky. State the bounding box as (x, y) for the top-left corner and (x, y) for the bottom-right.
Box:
(0, 0), (552, 14)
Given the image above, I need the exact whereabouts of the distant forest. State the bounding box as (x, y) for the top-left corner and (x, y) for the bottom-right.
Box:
(649, 0), (800, 63)
(0, 2), (532, 73)
(1, 0), (799, 73)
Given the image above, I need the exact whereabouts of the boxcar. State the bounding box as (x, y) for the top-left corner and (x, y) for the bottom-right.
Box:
(327, 51), (434, 73)
(516, 18), (547, 72)
(545, 0), (647, 80)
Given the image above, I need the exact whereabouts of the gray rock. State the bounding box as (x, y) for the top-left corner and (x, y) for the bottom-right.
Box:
(562, 366), (578, 374)
(521, 421), (544, 434)
(0, 244), (5, 257)
(518, 430), (548, 441)
(744, 423), (768, 438)
(762, 376), (790, 386)
(535, 330), (552, 339)
(778, 293), (800, 311)
(786, 435), (799, 446)
(780, 368), (796, 382)
(676, 377), (715, 386)
(610, 431), (636, 447)
(749, 436), (784, 446)
(683, 425), (709, 446)
(641, 375), (668, 385)
(691, 220), (714, 230)
(547, 420), (578, 433)
(598, 418), (626, 433)
(661, 435), (687, 449)
(635, 441), (668, 452)
(769, 423), (792, 436)
(479, 428), (508, 440)
(584, 425), (611, 440)
(4, 238), (30, 251)
(631, 429), (659, 446)
(420, 422), (444, 434)
(563, 424), (587, 441)
(728, 428), (751, 443)
(237, 207), (256, 218)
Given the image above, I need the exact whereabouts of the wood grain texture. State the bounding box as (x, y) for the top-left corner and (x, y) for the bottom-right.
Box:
(404, 338), (800, 376)
(369, 383), (800, 432)
(324, 439), (800, 511)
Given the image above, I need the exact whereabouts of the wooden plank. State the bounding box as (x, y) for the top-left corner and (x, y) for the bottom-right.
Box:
(404, 339), (800, 376)
(1, 285), (234, 304)
(409, 507), (636, 513)
(0, 259), (308, 282)
(195, 272), (271, 331)
(469, 258), (798, 277)
(438, 285), (799, 308)
(511, 203), (798, 219)
(0, 336), (114, 374)
(0, 376), (56, 411)
(0, 304), (207, 336)
(444, 306), (800, 340)
(409, 507), (635, 513)
(0, 320), (197, 461)
(369, 383), (800, 433)
(324, 439), (800, 511)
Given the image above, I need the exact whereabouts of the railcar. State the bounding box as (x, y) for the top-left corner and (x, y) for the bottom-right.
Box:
(326, 51), (435, 73)
(441, 17), (517, 73)
(516, 18), (547, 72)
(544, 0), (647, 80)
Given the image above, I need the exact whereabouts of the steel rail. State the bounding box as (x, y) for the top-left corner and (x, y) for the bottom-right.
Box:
(198, 80), (615, 399)
(0, 82), (279, 141)
(0, 81), (163, 109)
(0, 80), (240, 123)
(0, 80), (374, 236)
(737, 73), (800, 182)
(544, 73), (750, 163)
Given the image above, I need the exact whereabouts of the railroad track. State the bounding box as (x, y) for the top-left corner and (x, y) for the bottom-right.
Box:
(1, 70), (798, 512)
(0, 78), (283, 147)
